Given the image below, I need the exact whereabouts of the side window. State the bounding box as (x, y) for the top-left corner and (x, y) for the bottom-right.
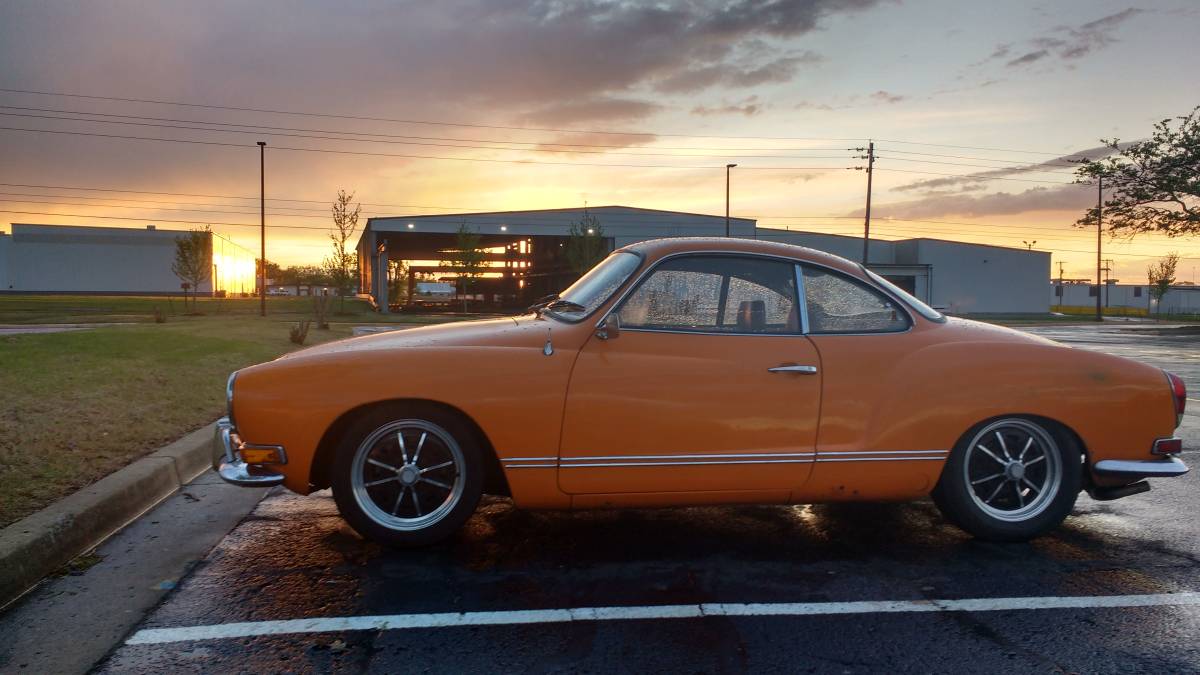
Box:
(802, 266), (910, 334)
(618, 256), (799, 334)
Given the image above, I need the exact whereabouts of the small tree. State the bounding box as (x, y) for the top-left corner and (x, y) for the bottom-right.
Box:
(565, 212), (607, 276)
(256, 259), (281, 292)
(322, 189), (361, 313)
(388, 258), (412, 307)
(442, 223), (486, 312)
(1148, 252), (1180, 315)
(1075, 106), (1200, 237)
(171, 227), (212, 312)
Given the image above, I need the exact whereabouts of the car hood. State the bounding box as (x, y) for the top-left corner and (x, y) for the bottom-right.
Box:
(277, 315), (552, 360)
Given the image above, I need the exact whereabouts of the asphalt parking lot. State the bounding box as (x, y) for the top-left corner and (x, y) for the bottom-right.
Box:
(32, 324), (1200, 672)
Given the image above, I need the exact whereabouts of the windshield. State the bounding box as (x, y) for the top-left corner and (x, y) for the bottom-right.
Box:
(548, 251), (642, 321)
(862, 267), (946, 323)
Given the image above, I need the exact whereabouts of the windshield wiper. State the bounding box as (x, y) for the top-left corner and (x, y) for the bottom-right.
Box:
(544, 299), (586, 313)
(523, 294), (559, 315)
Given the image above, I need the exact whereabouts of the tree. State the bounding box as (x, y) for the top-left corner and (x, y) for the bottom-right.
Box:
(1075, 106), (1200, 237)
(1148, 252), (1180, 315)
(388, 258), (412, 307)
(322, 189), (361, 312)
(171, 227), (212, 312)
(565, 212), (607, 276)
(256, 259), (281, 289)
(442, 223), (486, 312)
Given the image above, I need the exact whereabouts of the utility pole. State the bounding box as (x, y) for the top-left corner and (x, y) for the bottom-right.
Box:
(860, 141), (875, 264)
(258, 141), (266, 317)
(725, 163), (737, 237)
(1102, 258), (1114, 308)
(1095, 175), (1103, 323)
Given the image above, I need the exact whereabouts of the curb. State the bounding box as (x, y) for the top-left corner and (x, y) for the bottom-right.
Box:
(0, 421), (217, 610)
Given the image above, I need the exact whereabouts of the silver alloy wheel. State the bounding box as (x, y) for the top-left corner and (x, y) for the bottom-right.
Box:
(963, 419), (1063, 523)
(350, 419), (465, 532)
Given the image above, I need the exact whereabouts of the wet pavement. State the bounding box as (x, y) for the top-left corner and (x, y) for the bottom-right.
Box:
(58, 325), (1200, 671)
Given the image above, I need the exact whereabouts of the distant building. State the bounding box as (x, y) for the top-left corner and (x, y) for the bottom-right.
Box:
(0, 223), (256, 295)
(1053, 281), (1200, 315)
(356, 205), (1051, 314)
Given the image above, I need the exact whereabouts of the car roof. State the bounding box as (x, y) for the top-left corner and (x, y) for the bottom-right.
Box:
(617, 237), (863, 276)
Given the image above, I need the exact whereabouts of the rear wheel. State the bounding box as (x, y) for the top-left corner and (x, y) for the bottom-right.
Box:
(932, 417), (1081, 542)
(331, 406), (483, 547)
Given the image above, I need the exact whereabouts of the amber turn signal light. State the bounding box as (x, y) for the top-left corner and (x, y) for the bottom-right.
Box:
(241, 446), (286, 465)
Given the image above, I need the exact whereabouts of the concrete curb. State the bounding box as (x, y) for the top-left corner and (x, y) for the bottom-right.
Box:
(0, 421), (217, 610)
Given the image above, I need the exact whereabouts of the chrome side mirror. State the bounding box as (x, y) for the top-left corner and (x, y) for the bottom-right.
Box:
(596, 314), (620, 340)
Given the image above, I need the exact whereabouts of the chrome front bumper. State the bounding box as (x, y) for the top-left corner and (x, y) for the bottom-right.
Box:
(1093, 456), (1189, 480)
(213, 417), (286, 487)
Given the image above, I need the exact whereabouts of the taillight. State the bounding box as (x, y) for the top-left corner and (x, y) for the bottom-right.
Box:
(1166, 371), (1187, 427)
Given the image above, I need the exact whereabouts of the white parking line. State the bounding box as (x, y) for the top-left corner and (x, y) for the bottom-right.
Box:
(126, 592), (1200, 645)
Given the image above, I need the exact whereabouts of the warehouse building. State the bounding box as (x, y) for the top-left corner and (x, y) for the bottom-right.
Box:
(357, 206), (1050, 314)
(0, 223), (256, 295)
(1053, 281), (1200, 315)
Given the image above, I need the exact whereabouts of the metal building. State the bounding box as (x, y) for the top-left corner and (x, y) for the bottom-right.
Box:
(0, 223), (256, 295)
(356, 206), (1051, 314)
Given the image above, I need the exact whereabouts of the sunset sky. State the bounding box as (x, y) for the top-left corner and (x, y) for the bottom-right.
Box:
(1, 0), (1197, 282)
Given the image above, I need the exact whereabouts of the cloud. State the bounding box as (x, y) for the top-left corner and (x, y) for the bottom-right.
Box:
(982, 7), (1145, 70)
(868, 90), (905, 104)
(532, 132), (657, 153)
(890, 143), (1125, 192)
(1005, 50), (1049, 67)
(691, 96), (763, 117)
(521, 99), (663, 126)
(0, 1), (888, 127)
(859, 185), (1097, 219)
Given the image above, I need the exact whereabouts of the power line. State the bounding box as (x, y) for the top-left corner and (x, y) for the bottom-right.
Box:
(875, 155), (1077, 174)
(0, 110), (858, 161)
(0, 87), (868, 142)
(873, 137), (1081, 157)
(873, 167), (1081, 186)
(0, 105), (856, 154)
(0, 125), (847, 170)
(877, 147), (1083, 167)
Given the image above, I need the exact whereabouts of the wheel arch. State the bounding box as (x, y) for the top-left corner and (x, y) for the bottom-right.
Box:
(308, 398), (511, 497)
(938, 412), (1090, 484)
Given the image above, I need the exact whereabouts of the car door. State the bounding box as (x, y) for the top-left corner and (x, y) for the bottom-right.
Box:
(798, 264), (948, 499)
(558, 254), (822, 495)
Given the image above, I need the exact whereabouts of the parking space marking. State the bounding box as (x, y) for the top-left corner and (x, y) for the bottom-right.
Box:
(126, 592), (1200, 645)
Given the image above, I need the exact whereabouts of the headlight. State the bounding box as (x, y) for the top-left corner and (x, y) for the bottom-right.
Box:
(226, 371), (238, 426)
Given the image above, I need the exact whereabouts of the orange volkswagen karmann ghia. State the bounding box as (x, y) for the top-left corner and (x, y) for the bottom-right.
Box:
(214, 237), (1188, 546)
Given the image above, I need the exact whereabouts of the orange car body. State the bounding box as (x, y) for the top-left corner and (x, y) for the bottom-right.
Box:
(227, 238), (1180, 510)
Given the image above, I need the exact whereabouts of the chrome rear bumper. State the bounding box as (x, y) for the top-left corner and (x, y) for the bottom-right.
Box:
(1093, 457), (1189, 480)
(213, 417), (286, 487)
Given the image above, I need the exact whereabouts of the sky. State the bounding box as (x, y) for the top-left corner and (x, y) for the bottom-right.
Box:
(0, 0), (1197, 282)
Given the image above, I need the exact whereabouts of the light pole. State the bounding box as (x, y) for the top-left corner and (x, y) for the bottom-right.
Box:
(725, 163), (737, 237)
(1023, 240), (1037, 250)
(258, 141), (266, 317)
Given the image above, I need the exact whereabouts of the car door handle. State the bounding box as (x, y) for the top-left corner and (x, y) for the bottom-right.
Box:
(767, 364), (818, 374)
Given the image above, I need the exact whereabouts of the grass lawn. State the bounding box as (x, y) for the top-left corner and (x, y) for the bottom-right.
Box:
(0, 300), (470, 527)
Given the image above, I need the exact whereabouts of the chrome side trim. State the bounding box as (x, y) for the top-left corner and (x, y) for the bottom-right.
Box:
(504, 456), (559, 462)
(562, 452), (815, 461)
(815, 456), (945, 462)
(1093, 457), (1189, 478)
(818, 450), (949, 456)
(502, 464), (558, 469)
(561, 459), (817, 468)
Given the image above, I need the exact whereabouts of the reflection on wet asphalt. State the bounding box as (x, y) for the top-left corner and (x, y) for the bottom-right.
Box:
(98, 324), (1200, 673)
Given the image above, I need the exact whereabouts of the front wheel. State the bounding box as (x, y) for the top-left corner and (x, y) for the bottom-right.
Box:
(932, 417), (1081, 542)
(332, 407), (483, 547)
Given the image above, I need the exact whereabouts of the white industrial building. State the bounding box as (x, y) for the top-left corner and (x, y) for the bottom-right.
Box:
(1053, 281), (1200, 315)
(0, 223), (256, 295)
(357, 206), (1051, 314)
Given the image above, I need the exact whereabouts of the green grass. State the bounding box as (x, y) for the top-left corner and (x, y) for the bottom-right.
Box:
(0, 293), (491, 325)
(0, 304), (471, 527)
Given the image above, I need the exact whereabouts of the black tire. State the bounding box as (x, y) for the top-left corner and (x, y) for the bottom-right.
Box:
(331, 404), (483, 548)
(932, 417), (1081, 542)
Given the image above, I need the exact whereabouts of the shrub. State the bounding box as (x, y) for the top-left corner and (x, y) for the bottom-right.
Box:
(152, 307), (167, 324)
(313, 294), (332, 329)
(289, 320), (311, 345)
